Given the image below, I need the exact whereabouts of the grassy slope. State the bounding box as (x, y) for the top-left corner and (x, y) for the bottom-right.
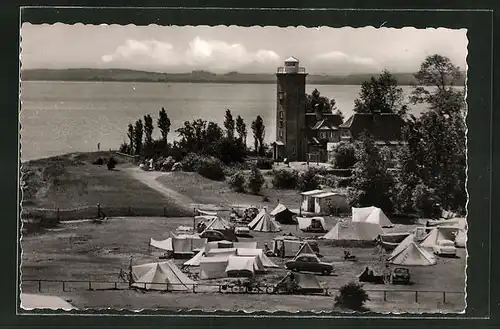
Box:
(21, 152), (190, 219)
(21, 217), (466, 312)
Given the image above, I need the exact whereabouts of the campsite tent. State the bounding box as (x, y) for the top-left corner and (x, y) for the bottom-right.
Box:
(388, 233), (416, 260)
(21, 294), (77, 310)
(294, 242), (316, 258)
(420, 226), (459, 249)
(388, 241), (436, 266)
(171, 234), (206, 256)
(183, 241), (258, 267)
(311, 191), (348, 215)
(199, 256), (231, 279)
(270, 204), (296, 224)
(276, 272), (324, 294)
(320, 220), (366, 241)
(349, 207), (392, 240)
(149, 237), (173, 252)
(297, 217), (327, 232)
(225, 255), (260, 277)
(248, 209), (281, 232)
(131, 260), (196, 291)
(352, 207), (392, 227)
(236, 248), (278, 268)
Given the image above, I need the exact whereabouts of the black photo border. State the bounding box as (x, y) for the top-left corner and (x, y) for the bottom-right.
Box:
(1, 1), (497, 328)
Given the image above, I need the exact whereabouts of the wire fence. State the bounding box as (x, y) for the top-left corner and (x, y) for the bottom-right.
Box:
(21, 278), (465, 305)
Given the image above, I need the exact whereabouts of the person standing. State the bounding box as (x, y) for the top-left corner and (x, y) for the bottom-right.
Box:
(97, 143), (101, 151)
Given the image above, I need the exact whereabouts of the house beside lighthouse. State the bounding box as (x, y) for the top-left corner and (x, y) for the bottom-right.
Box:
(272, 57), (343, 162)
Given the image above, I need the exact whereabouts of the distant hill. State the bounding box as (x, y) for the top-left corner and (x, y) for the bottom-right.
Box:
(21, 68), (466, 86)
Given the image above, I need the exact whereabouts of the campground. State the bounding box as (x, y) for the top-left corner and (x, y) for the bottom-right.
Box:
(21, 216), (466, 313)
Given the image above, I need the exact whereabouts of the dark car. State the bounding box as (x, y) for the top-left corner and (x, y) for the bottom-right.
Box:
(285, 254), (333, 275)
(200, 229), (238, 242)
(390, 267), (411, 284)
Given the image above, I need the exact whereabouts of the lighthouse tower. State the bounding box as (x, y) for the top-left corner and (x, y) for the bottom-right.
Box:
(273, 56), (308, 162)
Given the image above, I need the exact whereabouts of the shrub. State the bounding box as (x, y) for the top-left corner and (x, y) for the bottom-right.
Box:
(107, 157), (117, 170)
(320, 174), (337, 188)
(197, 157), (225, 181)
(297, 167), (320, 192)
(412, 183), (440, 217)
(247, 166), (265, 194)
(337, 176), (354, 188)
(228, 172), (246, 192)
(92, 157), (105, 165)
(271, 169), (299, 189)
(181, 153), (203, 172)
(256, 158), (273, 170)
(331, 142), (357, 169)
(118, 142), (130, 154)
(216, 137), (246, 164)
(334, 282), (370, 311)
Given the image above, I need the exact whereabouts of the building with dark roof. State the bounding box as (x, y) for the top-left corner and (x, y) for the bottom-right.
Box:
(339, 112), (407, 144)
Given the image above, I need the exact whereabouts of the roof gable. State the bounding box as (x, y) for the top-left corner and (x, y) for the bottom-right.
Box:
(341, 113), (406, 141)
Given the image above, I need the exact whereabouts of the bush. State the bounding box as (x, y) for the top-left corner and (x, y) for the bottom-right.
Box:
(337, 176), (354, 188)
(118, 142), (130, 154)
(334, 282), (370, 311)
(271, 169), (299, 189)
(92, 157), (105, 165)
(216, 138), (246, 164)
(412, 183), (440, 217)
(297, 167), (320, 192)
(197, 157), (225, 181)
(228, 172), (246, 192)
(332, 142), (357, 169)
(107, 157), (117, 170)
(181, 153), (203, 172)
(247, 166), (265, 194)
(256, 158), (273, 170)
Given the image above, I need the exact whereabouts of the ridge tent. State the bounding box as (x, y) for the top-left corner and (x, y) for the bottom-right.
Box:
(199, 255), (232, 279)
(225, 255), (260, 277)
(389, 241), (436, 266)
(131, 260), (196, 291)
(205, 248), (237, 258)
(236, 248), (278, 268)
(270, 204), (297, 224)
(293, 242), (316, 259)
(320, 220), (365, 241)
(21, 294), (77, 310)
(377, 232), (411, 250)
(183, 249), (205, 267)
(388, 233), (416, 261)
(248, 209), (281, 232)
(196, 209), (218, 216)
(275, 272), (324, 294)
(272, 236), (304, 258)
(352, 207), (393, 227)
(297, 217), (327, 233)
(420, 226), (459, 249)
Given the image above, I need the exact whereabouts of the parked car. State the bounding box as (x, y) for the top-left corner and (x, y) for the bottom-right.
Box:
(285, 254), (333, 275)
(390, 267), (411, 284)
(433, 239), (457, 256)
(200, 230), (226, 242)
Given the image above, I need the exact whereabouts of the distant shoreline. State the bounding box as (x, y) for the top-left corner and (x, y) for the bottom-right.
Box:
(21, 68), (465, 86)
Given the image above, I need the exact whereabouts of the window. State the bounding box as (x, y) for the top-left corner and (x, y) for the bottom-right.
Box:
(279, 130), (283, 138)
(278, 91), (285, 101)
(279, 121), (283, 128)
(279, 111), (284, 119)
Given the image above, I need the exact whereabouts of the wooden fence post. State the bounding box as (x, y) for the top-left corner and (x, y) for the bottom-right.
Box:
(114, 282), (118, 290)
(88, 281), (92, 290)
(383, 290), (387, 302)
(163, 206), (166, 217)
(38, 280), (41, 293)
(415, 291), (419, 303)
(62, 281), (65, 292)
(56, 208), (60, 223)
(443, 291), (446, 304)
(128, 206), (132, 215)
(97, 203), (101, 219)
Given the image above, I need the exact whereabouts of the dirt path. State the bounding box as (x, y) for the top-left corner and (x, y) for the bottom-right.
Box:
(125, 167), (197, 211)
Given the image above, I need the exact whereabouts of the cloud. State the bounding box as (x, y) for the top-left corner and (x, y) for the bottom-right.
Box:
(101, 37), (280, 72)
(311, 51), (382, 74)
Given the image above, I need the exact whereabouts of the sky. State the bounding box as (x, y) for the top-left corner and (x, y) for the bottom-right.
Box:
(20, 24), (468, 75)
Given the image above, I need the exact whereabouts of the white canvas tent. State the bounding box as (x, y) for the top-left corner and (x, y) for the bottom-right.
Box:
(149, 237), (173, 251)
(300, 189), (326, 212)
(171, 233), (206, 255)
(420, 226), (459, 249)
(248, 209), (281, 232)
(131, 260), (196, 291)
(388, 241), (436, 266)
(320, 220), (367, 241)
(236, 248), (278, 268)
(225, 255), (260, 277)
(183, 241), (258, 267)
(352, 207), (392, 226)
(388, 233), (416, 260)
(312, 192), (348, 214)
(199, 255), (231, 279)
